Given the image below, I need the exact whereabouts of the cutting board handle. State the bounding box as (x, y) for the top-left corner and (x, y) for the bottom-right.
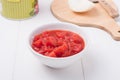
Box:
(99, 0), (119, 18)
(100, 20), (120, 41)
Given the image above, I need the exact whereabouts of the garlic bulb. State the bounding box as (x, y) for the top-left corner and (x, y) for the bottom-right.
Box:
(68, 0), (95, 12)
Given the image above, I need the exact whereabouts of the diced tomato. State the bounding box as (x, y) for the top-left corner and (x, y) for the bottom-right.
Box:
(57, 38), (63, 46)
(54, 42), (68, 57)
(33, 34), (40, 41)
(48, 52), (57, 57)
(32, 39), (42, 48)
(45, 36), (57, 47)
(32, 30), (85, 58)
(71, 34), (83, 43)
(55, 31), (66, 38)
(32, 45), (40, 52)
(61, 50), (71, 57)
(46, 48), (54, 53)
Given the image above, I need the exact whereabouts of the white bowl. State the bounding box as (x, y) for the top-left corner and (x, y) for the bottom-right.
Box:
(28, 22), (88, 68)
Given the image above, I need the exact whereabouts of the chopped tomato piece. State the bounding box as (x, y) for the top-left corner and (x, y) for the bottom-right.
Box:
(48, 52), (57, 57)
(33, 34), (40, 41)
(45, 36), (57, 47)
(54, 42), (68, 57)
(32, 39), (42, 48)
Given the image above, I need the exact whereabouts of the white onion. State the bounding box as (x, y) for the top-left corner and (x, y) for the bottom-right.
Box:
(68, 0), (95, 12)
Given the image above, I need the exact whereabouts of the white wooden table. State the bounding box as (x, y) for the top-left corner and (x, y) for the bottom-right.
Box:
(0, 0), (120, 80)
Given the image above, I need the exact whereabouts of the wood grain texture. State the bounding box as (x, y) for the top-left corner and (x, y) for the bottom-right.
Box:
(99, 0), (119, 18)
(51, 0), (120, 41)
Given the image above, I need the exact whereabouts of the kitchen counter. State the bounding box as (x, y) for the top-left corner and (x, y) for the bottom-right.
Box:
(0, 0), (120, 80)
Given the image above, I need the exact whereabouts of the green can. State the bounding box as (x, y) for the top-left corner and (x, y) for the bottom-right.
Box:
(0, 0), (39, 19)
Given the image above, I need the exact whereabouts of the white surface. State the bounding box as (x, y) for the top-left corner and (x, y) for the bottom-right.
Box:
(0, 16), (19, 80)
(0, 0), (120, 80)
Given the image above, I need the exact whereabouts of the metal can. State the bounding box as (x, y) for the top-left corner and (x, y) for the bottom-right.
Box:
(0, 0), (39, 20)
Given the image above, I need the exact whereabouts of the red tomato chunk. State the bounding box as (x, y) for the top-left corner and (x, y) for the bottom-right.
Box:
(32, 30), (85, 57)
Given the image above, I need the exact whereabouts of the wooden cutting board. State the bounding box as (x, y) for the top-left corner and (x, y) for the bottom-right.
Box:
(51, 0), (120, 41)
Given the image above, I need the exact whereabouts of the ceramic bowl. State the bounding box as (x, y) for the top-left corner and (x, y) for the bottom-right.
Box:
(28, 22), (88, 68)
